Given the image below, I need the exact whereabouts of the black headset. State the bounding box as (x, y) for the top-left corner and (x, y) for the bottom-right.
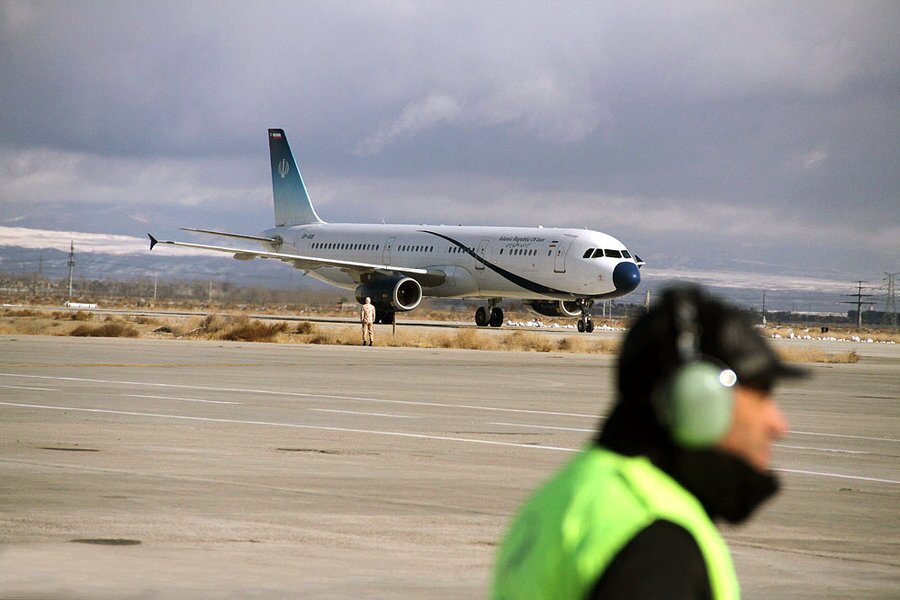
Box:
(653, 290), (738, 448)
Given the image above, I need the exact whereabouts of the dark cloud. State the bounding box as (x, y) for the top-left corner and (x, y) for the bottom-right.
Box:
(1, 1), (898, 286)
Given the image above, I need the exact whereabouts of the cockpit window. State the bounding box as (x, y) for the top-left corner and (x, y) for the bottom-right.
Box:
(592, 248), (604, 258)
(621, 250), (631, 259)
(583, 249), (594, 258)
(605, 249), (622, 258)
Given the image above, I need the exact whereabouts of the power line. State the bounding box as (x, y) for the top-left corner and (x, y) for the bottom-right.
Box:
(67, 241), (76, 298)
(840, 281), (876, 328)
(884, 272), (899, 329)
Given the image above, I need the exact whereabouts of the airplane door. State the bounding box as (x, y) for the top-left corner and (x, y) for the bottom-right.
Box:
(382, 237), (395, 265)
(554, 235), (577, 273)
(475, 238), (490, 270)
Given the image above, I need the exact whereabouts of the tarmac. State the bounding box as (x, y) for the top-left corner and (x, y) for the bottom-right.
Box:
(0, 334), (897, 598)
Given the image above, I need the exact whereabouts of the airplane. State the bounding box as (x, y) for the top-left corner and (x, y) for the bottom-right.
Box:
(149, 129), (643, 332)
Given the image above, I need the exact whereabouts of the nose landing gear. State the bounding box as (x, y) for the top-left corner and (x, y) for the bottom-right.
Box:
(576, 299), (595, 333)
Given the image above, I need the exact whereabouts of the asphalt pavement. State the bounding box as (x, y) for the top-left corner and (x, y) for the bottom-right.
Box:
(0, 335), (897, 598)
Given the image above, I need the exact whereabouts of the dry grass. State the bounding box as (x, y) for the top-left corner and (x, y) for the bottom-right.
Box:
(219, 316), (288, 342)
(294, 321), (317, 335)
(4, 309), (40, 317)
(283, 325), (619, 354)
(69, 322), (139, 338)
(0, 307), (885, 359)
(777, 347), (860, 364)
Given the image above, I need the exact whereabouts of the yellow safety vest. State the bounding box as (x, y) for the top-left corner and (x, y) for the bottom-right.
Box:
(492, 447), (740, 599)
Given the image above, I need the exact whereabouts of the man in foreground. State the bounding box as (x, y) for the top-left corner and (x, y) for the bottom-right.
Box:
(492, 285), (803, 599)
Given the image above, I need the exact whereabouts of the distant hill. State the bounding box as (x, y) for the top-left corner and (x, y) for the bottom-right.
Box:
(0, 245), (328, 291)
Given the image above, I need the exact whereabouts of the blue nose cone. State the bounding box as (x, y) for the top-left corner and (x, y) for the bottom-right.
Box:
(613, 261), (641, 294)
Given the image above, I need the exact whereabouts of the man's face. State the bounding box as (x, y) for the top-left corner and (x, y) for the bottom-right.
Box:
(716, 385), (788, 471)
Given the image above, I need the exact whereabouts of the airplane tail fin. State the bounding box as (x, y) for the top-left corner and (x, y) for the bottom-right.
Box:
(268, 129), (325, 226)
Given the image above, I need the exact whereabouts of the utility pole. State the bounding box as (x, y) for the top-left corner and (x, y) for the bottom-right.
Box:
(67, 241), (76, 298)
(153, 273), (158, 300)
(761, 290), (767, 326)
(841, 281), (875, 329)
(884, 272), (899, 329)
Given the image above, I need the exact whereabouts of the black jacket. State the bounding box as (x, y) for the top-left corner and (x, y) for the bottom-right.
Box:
(587, 401), (779, 599)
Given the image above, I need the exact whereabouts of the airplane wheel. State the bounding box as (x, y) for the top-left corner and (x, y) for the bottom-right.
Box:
(489, 307), (504, 327)
(577, 319), (585, 333)
(475, 306), (489, 327)
(585, 320), (595, 333)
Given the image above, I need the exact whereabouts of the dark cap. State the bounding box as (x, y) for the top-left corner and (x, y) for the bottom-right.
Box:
(618, 285), (805, 403)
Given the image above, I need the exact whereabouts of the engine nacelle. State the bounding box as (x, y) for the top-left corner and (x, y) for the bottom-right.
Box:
(355, 276), (423, 312)
(524, 300), (582, 319)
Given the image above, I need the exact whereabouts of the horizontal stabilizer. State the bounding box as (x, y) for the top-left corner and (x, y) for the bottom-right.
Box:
(181, 228), (278, 243)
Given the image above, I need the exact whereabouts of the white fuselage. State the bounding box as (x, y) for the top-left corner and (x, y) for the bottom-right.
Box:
(261, 222), (639, 301)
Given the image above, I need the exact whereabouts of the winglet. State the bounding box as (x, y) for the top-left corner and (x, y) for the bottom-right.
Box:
(148, 234), (158, 250)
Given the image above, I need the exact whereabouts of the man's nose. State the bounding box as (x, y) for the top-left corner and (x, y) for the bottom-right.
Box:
(770, 403), (789, 440)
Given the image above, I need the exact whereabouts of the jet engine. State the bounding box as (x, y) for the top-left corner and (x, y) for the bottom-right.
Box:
(524, 300), (582, 319)
(355, 276), (423, 312)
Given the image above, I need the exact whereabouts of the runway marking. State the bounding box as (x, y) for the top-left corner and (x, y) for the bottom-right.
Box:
(789, 430), (899, 443)
(2, 401), (897, 486)
(775, 468), (900, 485)
(0, 373), (595, 418)
(489, 422), (596, 433)
(0, 384), (57, 391)
(123, 394), (242, 405)
(309, 408), (420, 419)
(2, 374), (895, 442)
(775, 444), (868, 455)
(0, 402), (576, 453)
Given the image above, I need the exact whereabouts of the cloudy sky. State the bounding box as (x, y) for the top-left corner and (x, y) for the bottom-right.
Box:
(1, 1), (897, 297)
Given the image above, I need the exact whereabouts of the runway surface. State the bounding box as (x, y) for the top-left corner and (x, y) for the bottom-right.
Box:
(1, 335), (897, 598)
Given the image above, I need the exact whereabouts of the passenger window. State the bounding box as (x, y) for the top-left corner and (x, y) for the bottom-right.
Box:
(605, 249), (622, 258)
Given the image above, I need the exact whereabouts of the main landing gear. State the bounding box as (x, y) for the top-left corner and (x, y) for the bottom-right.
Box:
(475, 299), (504, 327)
(576, 299), (595, 333)
(375, 310), (395, 325)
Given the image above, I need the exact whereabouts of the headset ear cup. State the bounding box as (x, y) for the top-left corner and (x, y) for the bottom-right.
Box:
(668, 362), (735, 448)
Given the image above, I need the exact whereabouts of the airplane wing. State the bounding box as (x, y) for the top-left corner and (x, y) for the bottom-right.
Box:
(147, 234), (437, 279)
